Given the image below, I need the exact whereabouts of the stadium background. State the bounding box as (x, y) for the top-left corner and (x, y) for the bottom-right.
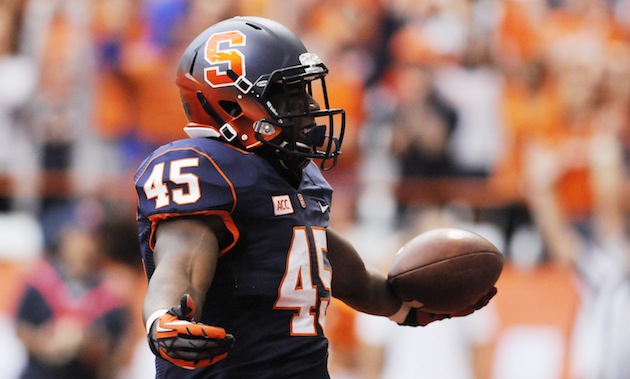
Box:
(1, 0), (630, 378)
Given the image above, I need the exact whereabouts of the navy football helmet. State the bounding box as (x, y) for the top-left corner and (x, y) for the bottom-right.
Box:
(176, 16), (345, 170)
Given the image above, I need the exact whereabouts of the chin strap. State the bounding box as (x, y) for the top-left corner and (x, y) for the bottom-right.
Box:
(193, 91), (240, 144)
(219, 124), (238, 142)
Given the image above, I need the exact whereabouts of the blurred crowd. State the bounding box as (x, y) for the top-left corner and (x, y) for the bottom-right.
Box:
(1, 0), (630, 378)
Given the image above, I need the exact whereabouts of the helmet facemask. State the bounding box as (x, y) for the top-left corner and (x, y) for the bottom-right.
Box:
(253, 58), (345, 171)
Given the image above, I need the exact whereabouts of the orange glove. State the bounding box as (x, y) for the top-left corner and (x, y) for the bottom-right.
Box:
(398, 287), (497, 327)
(147, 294), (235, 369)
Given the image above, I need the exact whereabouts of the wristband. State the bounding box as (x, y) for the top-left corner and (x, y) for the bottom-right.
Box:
(146, 309), (168, 333)
(388, 303), (412, 324)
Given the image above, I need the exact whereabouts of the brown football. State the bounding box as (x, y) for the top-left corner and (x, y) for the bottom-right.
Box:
(388, 228), (504, 313)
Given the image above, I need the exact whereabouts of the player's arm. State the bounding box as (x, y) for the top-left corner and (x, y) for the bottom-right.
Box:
(144, 217), (221, 319)
(326, 227), (401, 317)
(144, 216), (234, 369)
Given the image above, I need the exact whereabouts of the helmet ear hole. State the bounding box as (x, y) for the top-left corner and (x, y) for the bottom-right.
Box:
(219, 101), (243, 117)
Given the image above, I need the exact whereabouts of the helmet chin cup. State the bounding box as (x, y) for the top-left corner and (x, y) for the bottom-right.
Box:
(305, 125), (326, 147)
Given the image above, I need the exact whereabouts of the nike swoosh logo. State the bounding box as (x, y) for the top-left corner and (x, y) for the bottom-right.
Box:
(318, 202), (330, 213)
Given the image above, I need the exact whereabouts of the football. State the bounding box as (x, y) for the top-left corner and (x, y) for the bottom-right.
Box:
(388, 228), (503, 313)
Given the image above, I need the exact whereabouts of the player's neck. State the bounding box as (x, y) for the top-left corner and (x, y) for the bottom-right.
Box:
(259, 150), (303, 189)
(274, 160), (303, 189)
(280, 166), (303, 189)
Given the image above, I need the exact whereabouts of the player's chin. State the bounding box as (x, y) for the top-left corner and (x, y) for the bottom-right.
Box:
(277, 141), (315, 170)
(281, 153), (311, 170)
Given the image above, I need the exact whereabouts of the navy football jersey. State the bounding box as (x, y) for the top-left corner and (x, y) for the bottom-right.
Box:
(135, 137), (334, 378)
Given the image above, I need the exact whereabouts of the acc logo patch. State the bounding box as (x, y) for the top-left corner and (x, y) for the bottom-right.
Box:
(272, 195), (294, 216)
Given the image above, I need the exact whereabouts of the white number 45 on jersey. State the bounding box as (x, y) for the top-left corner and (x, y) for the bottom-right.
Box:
(143, 158), (201, 209)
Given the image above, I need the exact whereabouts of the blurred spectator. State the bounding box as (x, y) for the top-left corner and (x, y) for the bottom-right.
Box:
(596, 41), (630, 159)
(433, 30), (503, 178)
(93, 0), (243, 166)
(495, 0), (546, 73)
(13, 212), (133, 379)
(0, 212), (43, 379)
(93, 0), (188, 171)
(0, 0), (38, 211)
(378, 60), (460, 225)
(519, 32), (630, 377)
(388, 62), (460, 179)
(490, 0), (630, 256)
(388, 0), (470, 65)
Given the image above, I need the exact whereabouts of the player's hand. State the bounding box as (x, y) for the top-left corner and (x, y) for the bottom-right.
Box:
(147, 294), (235, 369)
(400, 287), (497, 327)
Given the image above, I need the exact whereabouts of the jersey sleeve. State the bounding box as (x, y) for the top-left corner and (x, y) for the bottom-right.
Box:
(134, 144), (239, 253)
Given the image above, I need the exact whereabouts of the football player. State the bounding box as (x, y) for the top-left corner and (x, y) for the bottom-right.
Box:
(135, 16), (495, 378)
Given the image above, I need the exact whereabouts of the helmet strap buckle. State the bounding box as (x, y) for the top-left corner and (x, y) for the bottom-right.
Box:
(220, 123), (238, 142)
